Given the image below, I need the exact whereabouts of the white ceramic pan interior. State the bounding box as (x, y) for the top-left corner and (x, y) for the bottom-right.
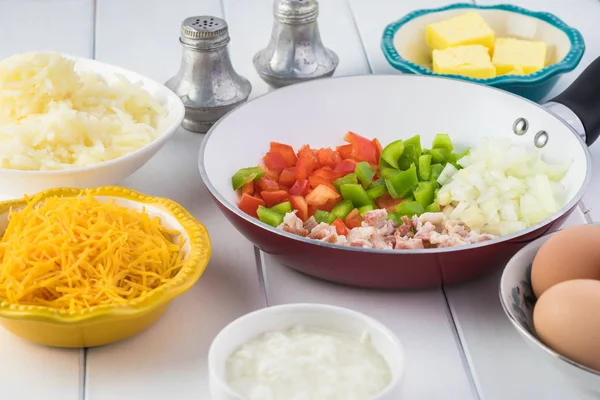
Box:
(201, 74), (591, 246)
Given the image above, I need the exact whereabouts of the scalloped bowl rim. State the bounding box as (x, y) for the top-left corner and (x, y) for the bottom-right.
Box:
(0, 186), (211, 324)
(381, 3), (586, 85)
(499, 227), (600, 378)
(0, 52), (185, 176)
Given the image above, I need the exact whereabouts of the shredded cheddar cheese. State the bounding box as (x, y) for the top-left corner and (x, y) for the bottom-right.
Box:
(0, 194), (185, 312)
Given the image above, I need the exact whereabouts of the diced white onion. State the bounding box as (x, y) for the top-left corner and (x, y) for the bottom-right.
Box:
(437, 138), (571, 235)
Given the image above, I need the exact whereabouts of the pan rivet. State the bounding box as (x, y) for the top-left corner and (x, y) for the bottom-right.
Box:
(513, 118), (529, 136)
(534, 131), (548, 148)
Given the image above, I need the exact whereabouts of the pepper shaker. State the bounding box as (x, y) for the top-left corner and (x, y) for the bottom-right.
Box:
(166, 16), (251, 133)
(253, 0), (339, 89)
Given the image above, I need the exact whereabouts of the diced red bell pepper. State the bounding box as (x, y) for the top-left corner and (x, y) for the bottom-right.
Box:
(263, 151), (288, 170)
(238, 193), (265, 218)
(376, 192), (406, 212)
(320, 198), (339, 212)
(316, 148), (342, 169)
(336, 144), (353, 160)
(311, 167), (339, 181)
(295, 155), (317, 180)
(289, 179), (309, 196)
(305, 184), (340, 206)
(241, 181), (254, 196)
(264, 167), (281, 181)
(279, 167), (296, 187)
(298, 144), (317, 159)
(372, 138), (383, 160)
(309, 175), (337, 192)
(344, 131), (378, 164)
(344, 208), (363, 229)
(290, 195), (308, 221)
(270, 142), (297, 167)
(261, 190), (290, 207)
(256, 177), (279, 192)
(333, 159), (358, 175)
(332, 218), (349, 236)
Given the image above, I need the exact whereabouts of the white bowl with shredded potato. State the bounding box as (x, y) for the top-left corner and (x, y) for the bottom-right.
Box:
(0, 186), (210, 348)
(0, 52), (185, 199)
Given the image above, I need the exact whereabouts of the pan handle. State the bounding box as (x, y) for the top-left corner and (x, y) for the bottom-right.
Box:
(545, 56), (600, 147)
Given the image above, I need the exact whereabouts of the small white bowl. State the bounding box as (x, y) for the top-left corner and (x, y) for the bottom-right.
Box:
(500, 224), (600, 394)
(208, 303), (405, 400)
(0, 53), (185, 200)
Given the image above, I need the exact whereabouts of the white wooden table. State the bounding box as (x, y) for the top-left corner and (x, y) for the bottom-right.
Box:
(0, 0), (598, 399)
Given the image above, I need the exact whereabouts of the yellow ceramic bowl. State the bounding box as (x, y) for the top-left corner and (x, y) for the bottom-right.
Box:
(0, 186), (211, 348)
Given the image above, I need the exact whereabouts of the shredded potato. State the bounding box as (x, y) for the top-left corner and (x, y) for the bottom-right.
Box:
(0, 52), (166, 171)
(0, 194), (185, 312)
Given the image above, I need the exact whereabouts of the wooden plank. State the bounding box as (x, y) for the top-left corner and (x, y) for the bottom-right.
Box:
(262, 255), (477, 400)
(87, 1), (266, 399)
(445, 210), (594, 400)
(0, 1), (94, 399)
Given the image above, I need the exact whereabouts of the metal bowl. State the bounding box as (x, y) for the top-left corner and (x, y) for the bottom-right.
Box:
(499, 226), (600, 394)
(0, 186), (211, 348)
(381, 3), (585, 102)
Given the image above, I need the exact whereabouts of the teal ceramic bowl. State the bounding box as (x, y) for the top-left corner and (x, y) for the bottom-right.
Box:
(381, 3), (585, 102)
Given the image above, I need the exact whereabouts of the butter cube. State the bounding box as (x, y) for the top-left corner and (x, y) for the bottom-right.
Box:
(432, 45), (496, 79)
(492, 38), (547, 76)
(426, 12), (495, 51)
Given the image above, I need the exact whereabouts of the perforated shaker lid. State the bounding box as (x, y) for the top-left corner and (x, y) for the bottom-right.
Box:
(180, 16), (230, 48)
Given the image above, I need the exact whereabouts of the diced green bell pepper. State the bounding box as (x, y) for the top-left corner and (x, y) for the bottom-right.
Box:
(358, 204), (374, 217)
(429, 148), (451, 164)
(430, 164), (444, 181)
(413, 181), (437, 208)
(397, 144), (419, 171)
(418, 154), (432, 181)
(340, 184), (374, 207)
(271, 201), (293, 214)
(333, 173), (358, 191)
(314, 209), (336, 224)
(396, 201), (425, 218)
(257, 205), (284, 227)
(331, 200), (354, 220)
(447, 152), (460, 169)
(367, 185), (387, 200)
(425, 202), (441, 213)
(385, 163), (418, 199)
(432, 133), (453, 151)
(404, 135), (422, 155)
(355, 161), (376, 188)
(380, 140), (404, 169)
(371, 178), (385, 188)
(386, 212), (402, 225)
(231, 166), (265, 190)
(379, 167), (401, 180)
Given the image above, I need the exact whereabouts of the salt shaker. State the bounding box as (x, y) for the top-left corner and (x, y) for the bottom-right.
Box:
(166, 16), (251, 133)
(253, 0), (339, 89)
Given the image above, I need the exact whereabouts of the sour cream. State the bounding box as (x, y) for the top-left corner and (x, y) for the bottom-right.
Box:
(225, 325), (392, 400)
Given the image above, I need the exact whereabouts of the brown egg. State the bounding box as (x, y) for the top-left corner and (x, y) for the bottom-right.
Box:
(534, 279), (600, 371)
(531, 224), (600, 298)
